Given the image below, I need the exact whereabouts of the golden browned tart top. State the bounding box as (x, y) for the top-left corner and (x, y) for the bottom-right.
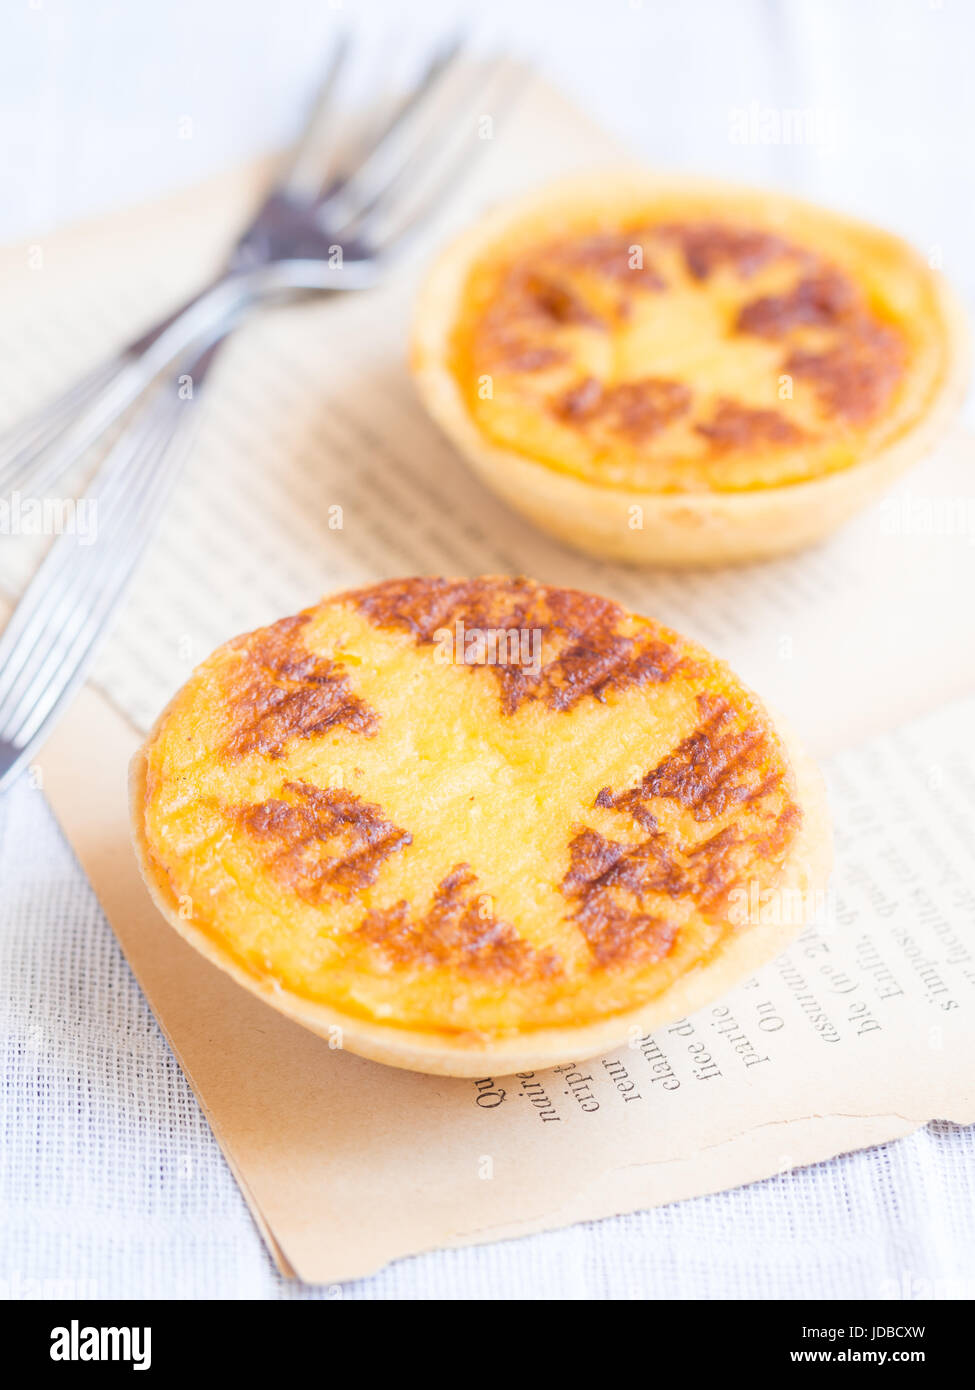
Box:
(447, 201), (950, 493)
(136, 577), (806, 1039)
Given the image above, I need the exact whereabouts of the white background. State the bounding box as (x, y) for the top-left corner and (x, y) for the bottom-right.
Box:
(1, 0), (974, 1300)
(4, 0), (975, 312)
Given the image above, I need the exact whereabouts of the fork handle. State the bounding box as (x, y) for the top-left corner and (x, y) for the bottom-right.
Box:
(0, 269), (257, 503)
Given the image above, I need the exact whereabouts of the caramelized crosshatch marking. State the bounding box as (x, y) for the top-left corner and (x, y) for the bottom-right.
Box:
(496, 341), (569, 373)
(557, 375), (605, 419)
(455, 207), (922, 494)
(472, 277), (599, 375)
(346, 576), (688, 715)
(558, 814), (797, 968)
(560, 828), (680, 967)
(236, 781), (411, 901)
(786, 328), (906, 422)
(546, 230), (666, 288)
(356, 865), (562, 981)
(562, 798), (801, 967)
(470, 231), (669, 375)
(735, 270), (860, 338)
(695, 399), (806, 451)
(658, 221), (797, 281)
(223, 614), (377, 760)
(595, 693), (786, 825)
(735, 270), (908, 424)
(556, 377), (693, 441)
(523, 273), (605, 328)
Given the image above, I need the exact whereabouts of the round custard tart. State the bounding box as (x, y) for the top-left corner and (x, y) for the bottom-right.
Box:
(131, 576), (831, 1076)
(411, 172), (969, 564)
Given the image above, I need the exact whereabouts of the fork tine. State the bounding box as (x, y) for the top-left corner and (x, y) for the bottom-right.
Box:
(319, 33), (473, 229)
(0, 32), (532, 786)
(269, 30), (354, 201)
(350, 58), (529, 252)
(323, 28), (469, 200)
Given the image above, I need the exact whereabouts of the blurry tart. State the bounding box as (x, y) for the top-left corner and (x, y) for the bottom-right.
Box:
(131, 576), (831, 1076)
(411, 172), (968, 564)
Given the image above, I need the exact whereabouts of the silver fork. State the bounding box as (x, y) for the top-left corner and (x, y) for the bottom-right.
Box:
(0, 38), (524, 792)
(0, 32), (517, 500)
